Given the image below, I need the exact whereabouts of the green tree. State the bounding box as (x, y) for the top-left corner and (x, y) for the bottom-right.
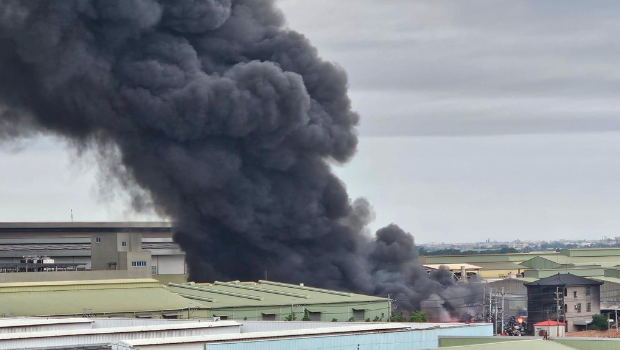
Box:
(590, 314), (609, 330)
(409, 311), (428, 323)
(302, 309), (311, 321)
(390, 312), (408, 322)
(284, 311), (297, 321)
(348, 317), (355, 322)
(331, 318), (338, 322)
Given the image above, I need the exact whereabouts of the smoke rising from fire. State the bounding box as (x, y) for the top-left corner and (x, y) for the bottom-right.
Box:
(0, 0), (480, 316)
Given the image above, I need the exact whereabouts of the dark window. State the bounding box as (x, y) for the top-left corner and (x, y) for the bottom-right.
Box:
(576, 303), (582, 313)
(352, 309), (364, 321)
(564, 288), (567, 297)
(574, 291), (577, 298)
(262, 314), (276, 321)
(95, 237), (101, 243)
(586, 287), (591, 296)
(309, 312), (321, 321)
(564, 304), (568, 313)
(121, 241), (127, 247)
(587, 303), (591, 312)
(131, 261), (147, 267)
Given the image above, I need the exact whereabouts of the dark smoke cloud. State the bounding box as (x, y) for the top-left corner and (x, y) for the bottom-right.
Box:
(0, 0), (479, 316)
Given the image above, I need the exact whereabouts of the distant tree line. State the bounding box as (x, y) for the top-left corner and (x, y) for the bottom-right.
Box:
(418, 247), (518, 256)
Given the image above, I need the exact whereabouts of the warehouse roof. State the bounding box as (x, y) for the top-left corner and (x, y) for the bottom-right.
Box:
(119, 323), (410, 347)
(168, 280), (386, 308)
(525, 273), (603, 287)
(0, 318), (93, 328)
(0, 279), (206, 316)
(0, 321), (239, 341)
(423, 263), (482, 271)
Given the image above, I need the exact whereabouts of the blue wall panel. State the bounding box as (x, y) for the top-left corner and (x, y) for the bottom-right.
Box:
(205, 324), (493, 350)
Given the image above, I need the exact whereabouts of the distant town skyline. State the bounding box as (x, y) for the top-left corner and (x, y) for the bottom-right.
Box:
(1, 1), (620, 243)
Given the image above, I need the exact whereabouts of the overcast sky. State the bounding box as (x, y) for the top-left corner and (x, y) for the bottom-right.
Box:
(1, 1), (619, 243)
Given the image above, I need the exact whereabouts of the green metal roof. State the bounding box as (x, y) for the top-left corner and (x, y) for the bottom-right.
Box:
(435, 339), (576, 349)
(0, 286), (205, 317)
(560, 248), (620, 257)
(168, 281), (387, 309)
(468, 262), (527, 270)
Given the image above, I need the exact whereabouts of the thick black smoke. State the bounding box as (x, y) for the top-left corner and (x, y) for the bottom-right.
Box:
(0, 0), (480, 317)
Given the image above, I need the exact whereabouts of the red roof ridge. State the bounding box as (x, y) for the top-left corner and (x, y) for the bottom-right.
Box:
(533, 319), (566, 326)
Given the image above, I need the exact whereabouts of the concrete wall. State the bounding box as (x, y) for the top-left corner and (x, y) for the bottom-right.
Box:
(0, 270), (150, 283)
(91, 232), (124, 270)
(564, 285), (600, 332)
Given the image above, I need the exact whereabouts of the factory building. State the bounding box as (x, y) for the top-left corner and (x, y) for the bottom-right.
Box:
(0, 222), (187, 279)
(526, 274), (602, 332)
(0, 317), (492, 350)
(167, 280), (390, 322)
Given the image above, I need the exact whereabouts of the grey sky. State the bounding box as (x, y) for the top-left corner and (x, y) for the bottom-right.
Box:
(1, 1), (619, 243)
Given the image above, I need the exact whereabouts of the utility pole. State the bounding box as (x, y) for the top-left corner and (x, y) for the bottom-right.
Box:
(387, 294), (391, 322)
(500, 287), (505, 335)
(488, 288), (493, 326)
(554, 287), (562, 338)
(494, 290), (498, 335)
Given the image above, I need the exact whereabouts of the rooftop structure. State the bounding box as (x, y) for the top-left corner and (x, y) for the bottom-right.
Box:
(168, 280), (389, 322)
(0, 318), (493, 350)
(0, 279), (204, 318)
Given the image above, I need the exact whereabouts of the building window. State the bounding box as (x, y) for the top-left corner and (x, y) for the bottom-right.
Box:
(564, 288), (567, 297)
(151, 266), (157, 275)
(131, 261), (147, 267)
(121, 241), (127, 247)
(309, 312), (322, 321)
(576, 303), (582, 313)
(95, 237), (101, 243)
(574, 291), (577, 298)
(352, 309), (364, 321)
(262, 314), (276, 321)
(587, 303), (591, 312)
(586, 287), (591, 296)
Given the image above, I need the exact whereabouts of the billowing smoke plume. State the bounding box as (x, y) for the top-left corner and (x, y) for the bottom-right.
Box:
(0, 0), (480, 316)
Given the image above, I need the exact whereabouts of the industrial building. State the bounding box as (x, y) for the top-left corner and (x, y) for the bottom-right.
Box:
(0, 317), (491, 350)
(0, 222), (187, 279)
(167, 280), (390, 322)
(526, 274), (602, 332)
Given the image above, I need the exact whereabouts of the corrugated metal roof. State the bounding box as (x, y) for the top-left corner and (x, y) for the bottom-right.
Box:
(119, 323), (410, 346)
(0, 321), (239, 340)
(0, 279), (160, 293)
(423, 264), (482, 270)
(525, 273), (603, 286)
(533, 320), (565, 326)
(0, 287), (206, 316)
(168, 281), (386, 308)
(0, 318), (93, 328)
